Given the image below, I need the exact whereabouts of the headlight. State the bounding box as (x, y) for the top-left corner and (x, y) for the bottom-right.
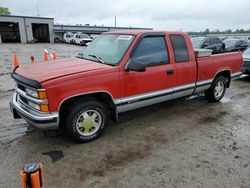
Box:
(27, 101), (49, 112)
(27, 101), (40, 110)
(25, 88), (38, 98)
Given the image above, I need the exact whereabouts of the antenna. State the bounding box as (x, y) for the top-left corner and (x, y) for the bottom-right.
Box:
(37, 6), (40, 17)
(115, 16), (116, 27)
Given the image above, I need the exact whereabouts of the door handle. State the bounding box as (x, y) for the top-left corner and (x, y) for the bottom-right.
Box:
(166, 69), (174, 75)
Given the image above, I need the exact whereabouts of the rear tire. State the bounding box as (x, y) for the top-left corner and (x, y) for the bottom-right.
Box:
(65, 99), (108, 143)
(205, 76), (227, 102)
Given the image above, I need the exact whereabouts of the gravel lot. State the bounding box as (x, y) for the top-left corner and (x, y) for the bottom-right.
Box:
(0, 44), (250, 188)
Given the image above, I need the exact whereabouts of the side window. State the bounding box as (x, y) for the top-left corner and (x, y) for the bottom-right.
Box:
(170, 35), (189, 63)
(204, 39), (209, 45)
(132, 37), (169, 66)
(242, 40), (247, 45)
(215, 38), (221, 44)
(210, 38), (215, 44)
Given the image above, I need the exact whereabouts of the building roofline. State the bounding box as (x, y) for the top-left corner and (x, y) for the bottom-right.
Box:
(0, 15), (54, 20)
(53, 24), (152, 30)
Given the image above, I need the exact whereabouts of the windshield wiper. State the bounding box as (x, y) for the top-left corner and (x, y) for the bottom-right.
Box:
(88, 54), (105, 64)
(76, 53), (85, 59)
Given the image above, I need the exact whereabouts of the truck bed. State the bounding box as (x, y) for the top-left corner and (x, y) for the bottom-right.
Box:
(196, 51), (243, 83)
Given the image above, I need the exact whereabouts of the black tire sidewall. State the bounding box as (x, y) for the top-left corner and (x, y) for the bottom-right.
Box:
(210, 76), (226, 102)
(65, 100), (107, 143)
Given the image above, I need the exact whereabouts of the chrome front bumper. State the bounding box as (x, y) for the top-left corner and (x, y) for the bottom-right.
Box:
(10, 92), (59, 130)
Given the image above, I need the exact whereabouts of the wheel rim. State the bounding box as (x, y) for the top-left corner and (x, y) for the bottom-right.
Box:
(214, 81), (225, 98)
(75, 110), (102, 136)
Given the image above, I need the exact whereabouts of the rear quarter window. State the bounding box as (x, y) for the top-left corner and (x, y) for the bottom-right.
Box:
(170, 35), (189, 63)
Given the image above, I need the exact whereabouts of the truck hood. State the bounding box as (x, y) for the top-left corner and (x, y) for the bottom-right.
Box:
(15, 57), (112, 83)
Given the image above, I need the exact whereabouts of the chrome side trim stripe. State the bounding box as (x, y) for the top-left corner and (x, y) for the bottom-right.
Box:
(231, 72), (242, 78)
(114, 83), (196, 105)
(196, 79), (213, 87)
(114, 79), (213, 107)
(231, 72), (242, 80)
(173, 83), (195, 93)
(115, 88), (172, 105)
(117, 88), (194, 113)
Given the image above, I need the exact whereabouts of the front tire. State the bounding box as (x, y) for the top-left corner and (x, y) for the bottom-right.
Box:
(205, 76), (227, 102)
(65, 99), (107, 143)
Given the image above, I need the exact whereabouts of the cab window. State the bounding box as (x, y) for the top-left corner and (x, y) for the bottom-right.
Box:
(131, 36), (169, 66)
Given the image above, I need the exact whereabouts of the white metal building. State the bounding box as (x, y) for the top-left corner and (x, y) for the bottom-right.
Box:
(0, 15), (54, 43)
(0, 15), (152, 44)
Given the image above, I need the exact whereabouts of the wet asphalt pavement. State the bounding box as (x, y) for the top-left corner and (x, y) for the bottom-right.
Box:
(0, 44), (250, 188)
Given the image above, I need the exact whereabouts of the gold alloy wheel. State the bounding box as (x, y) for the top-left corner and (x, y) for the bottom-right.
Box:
(75, 110), (102, 136)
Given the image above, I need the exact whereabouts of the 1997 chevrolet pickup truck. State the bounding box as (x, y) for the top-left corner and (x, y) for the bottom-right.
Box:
(10, 31), (243, 142)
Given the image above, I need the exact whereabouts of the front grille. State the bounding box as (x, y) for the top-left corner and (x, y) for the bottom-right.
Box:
(17, 84), (25, 92)
(19, 95), (28, 104)
(243, 61), (250, 67)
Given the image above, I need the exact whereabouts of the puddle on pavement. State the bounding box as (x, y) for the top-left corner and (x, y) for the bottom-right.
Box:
(42, 150), (64, 163)
(220, 97), (231, 103)
(0, 123), (28, 143)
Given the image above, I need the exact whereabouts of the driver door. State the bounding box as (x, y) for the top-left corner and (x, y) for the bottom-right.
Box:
(118, 35), (176, 112)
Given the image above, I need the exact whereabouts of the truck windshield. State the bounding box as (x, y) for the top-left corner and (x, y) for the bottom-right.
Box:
(80, 34), (135, 65)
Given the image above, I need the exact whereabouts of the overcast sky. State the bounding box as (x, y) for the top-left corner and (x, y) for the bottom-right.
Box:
(0, 0), (250, 31)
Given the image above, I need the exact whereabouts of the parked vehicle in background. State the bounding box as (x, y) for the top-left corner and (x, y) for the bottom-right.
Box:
(63, 32), (75, 43)
(218, 36), (227, 41)
(224, 39), (248, 52)
(247, 37), (250, 45)
(54, 37), (63, 43)
(74, 33), (92, 46)
(242, 47), (250, 75)
(10, 31), (243, 143)
(191, 36), (225, 54)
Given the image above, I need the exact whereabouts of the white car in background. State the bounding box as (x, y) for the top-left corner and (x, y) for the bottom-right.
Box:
(74, 33), (92, 46)
(63, 32), (75, 44)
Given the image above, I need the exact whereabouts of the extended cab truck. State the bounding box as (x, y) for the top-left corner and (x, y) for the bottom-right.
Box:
(10, 31), (243, 143)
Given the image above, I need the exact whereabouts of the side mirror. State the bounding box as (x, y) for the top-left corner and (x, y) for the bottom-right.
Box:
(125, 60), (146, 72)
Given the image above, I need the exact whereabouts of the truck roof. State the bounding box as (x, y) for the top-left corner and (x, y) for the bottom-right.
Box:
(105, 30), (187, 36)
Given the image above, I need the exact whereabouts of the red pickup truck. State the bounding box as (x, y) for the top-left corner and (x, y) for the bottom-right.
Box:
(10, 31), (242, 142)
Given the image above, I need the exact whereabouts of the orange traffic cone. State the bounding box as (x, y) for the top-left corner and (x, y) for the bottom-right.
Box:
(13, 53), (20, 69)
(52, 51), (56, 60)
(44, 49), (48, 61)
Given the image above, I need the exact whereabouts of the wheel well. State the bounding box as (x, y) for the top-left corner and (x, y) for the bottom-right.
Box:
(59, 92), (117, 124)
(215, 70), (231, 88)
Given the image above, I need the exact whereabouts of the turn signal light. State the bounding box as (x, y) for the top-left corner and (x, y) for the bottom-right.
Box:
(40, 104), (49, 112)
(38, 91), (47, 99)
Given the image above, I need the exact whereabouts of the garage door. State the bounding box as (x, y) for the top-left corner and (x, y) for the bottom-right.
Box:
(0, 22), (21, 43)
(32, 23), (50, 43)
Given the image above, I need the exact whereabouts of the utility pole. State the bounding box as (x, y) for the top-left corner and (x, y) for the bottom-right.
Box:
(115, 16), (116, 27)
